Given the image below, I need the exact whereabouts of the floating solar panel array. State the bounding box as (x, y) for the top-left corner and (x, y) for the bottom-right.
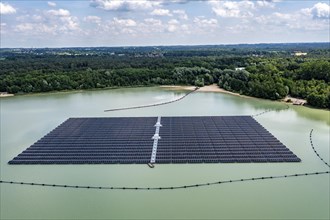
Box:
(9, 116), (301, 164)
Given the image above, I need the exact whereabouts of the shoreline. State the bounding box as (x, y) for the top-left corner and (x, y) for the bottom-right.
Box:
(160, 84), (250, 98)
(1, 84), (323, 110)
(0, 85), (153, 98)
(0, 93), (14, 98)
(161, 84), (311, 107)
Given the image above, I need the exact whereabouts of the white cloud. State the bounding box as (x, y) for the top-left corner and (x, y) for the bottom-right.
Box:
(151, 9), (172, 16)
(209, 1), (255, 18)
(167, 25), (177, 32)
(139, 17), (189, 34)
(98, 17), (139, 36)
(17, 14), (44, 22)
(139, 18), (164, 33)
(14, 8), (81, 35)
(180, 24), (189, 32)
(273, 12), (291, 20)
(162, 0), (190, 4)
(112, 17), (137, 27)
(301, 2), (330, 19)
(144, 18), (162, 26)
(255, 8), (329, 31)
(84, 15), (102, 24)
(5, 0), (329, 47)
(209, 0), (279, 18)
(90, 0), (161, 11)
(32, 15), (43, 22)
(0, 22), (7, 33)
(47, 9), (70, 16)
(0, 2), (16, 14)
(45, 9), (80, 31)
(173, 10), (188, 20)
(15, 23), (34, 32)
(48, 2), (57, 7)
(166, 19), (179, 32)
(168, 19), (179, 25)
(15, 22), (56, 34)
(255, 12), (297, 27)
(89, 0), (191, 12)
(193, 16), (218, 27)
(226, 24), (254, 33)
(256, 0), (276, 8)
(59, 16), (80, 31)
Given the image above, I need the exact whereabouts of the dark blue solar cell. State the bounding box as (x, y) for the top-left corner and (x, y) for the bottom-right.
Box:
(9, 116), (300, 164)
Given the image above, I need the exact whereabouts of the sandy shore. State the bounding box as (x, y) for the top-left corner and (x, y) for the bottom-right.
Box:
(160, 85), (197, 91)
(161, 84), (308, 105)
(161, 84), (246, 97)
(0, 93), (14, 98)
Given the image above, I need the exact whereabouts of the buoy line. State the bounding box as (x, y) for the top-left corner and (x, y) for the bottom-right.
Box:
(0, 129), (328, 191)
(252, 104), (290, 117)
(309, 129), (330, 168)
(0, 171), (328, 191)
(103, 86), (290, 117)
(104, 87), (199, 112)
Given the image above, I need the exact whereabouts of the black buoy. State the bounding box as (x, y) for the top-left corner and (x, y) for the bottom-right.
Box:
(147, 163), (155, 168)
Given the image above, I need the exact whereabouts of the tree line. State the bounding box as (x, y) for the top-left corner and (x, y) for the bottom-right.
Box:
(0, 49), (329, 109)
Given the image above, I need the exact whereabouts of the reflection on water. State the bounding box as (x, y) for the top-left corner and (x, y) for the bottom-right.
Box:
(0, 87), (329, 220)
(292, 105), (330, 126)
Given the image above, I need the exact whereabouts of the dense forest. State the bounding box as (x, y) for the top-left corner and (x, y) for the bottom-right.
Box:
(0, 43), (329, 109)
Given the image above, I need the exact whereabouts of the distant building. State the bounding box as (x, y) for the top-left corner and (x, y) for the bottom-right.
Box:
(235, 67), (245, 71)
(293, 51), (307, 56)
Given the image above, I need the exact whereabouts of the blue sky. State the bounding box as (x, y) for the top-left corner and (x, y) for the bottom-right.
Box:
(0, 0), (329, 48)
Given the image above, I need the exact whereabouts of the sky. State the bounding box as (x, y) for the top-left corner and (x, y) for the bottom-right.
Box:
(0, 0), (329, 48)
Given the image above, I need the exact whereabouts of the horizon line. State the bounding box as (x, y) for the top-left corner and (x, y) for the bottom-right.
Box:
(1, 41), (329, 50)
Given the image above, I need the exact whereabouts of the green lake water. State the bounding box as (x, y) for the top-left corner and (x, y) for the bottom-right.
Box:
(0, 87), (329, 219)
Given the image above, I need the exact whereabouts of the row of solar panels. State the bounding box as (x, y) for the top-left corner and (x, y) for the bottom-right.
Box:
(9, 116), (301, 164)
(23, 148), (291, 153)
(9, 158), (301, 164)
(45, 132), (274, 136)
(36, 139), (281, 144)
(161, 127), (269, 131)
(15, 154), (298, 159)
(36, 138), (283, 143)
(32, 143), (284, 148)
(47, 128), (274, 134)
(21, 153), (294, 158)
(19, 151), (294, 157)
(44, 131), (155, 135)
(26, 148), (289, 152)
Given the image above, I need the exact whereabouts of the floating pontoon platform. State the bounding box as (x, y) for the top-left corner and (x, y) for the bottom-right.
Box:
(9, 116), (301, 164)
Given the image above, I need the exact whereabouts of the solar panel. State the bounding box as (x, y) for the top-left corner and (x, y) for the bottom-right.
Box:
(8, 116), (301, 164)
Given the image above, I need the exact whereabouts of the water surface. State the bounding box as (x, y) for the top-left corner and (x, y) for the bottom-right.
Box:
(1, 87), (329, 219)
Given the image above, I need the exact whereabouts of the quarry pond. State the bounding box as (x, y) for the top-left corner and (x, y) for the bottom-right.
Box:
(1, 87), (329, 219)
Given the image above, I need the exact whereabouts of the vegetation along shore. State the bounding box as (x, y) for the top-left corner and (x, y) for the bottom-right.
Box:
(0, 43), (329, 109)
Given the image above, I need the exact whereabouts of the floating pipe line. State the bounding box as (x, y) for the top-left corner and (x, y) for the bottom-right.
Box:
(252, 104), (290, 117)
(1, 129), (328, 191)
(0, 171), (328, 191)
(309, 129), (330, 168)
(104, 87), (199, 112)
(103, 85), (290, 117)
